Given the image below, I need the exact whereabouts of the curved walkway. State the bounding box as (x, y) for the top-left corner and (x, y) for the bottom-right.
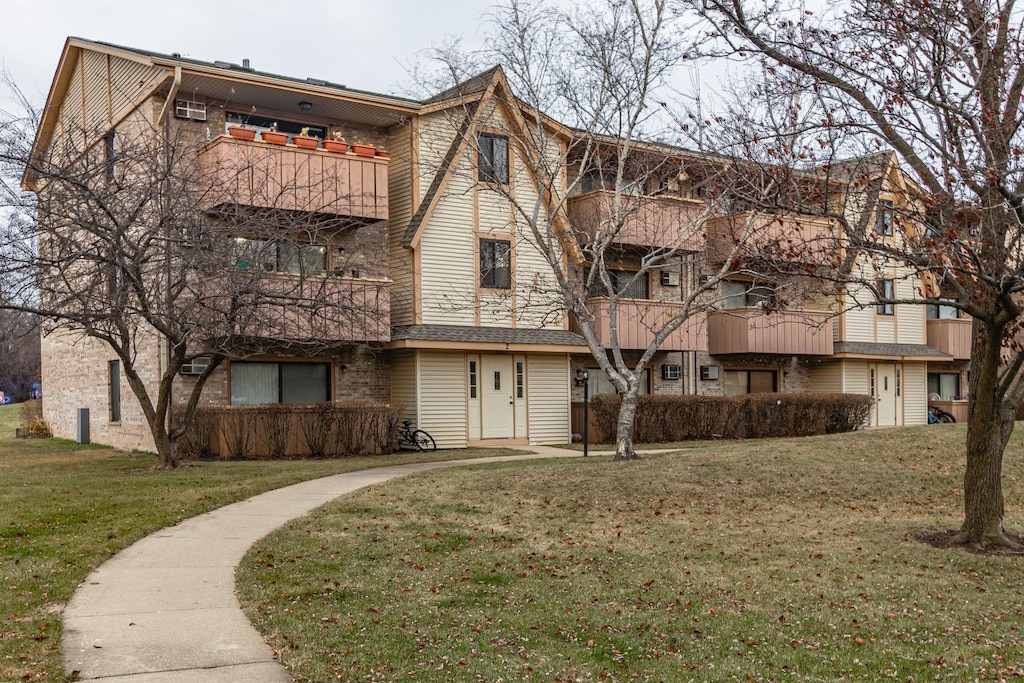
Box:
(63, 446), (589, 682)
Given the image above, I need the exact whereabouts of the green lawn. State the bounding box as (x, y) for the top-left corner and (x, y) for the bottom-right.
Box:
(237, 424), (1024, 682)
(0, 403), (519, 682)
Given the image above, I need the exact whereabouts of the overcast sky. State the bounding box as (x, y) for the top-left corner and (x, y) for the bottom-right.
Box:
(1, 0), (499, 108)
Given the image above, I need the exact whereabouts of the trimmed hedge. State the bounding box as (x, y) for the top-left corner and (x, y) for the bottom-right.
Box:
(590, 393), (872, 443)
(174, 402), (401, 459)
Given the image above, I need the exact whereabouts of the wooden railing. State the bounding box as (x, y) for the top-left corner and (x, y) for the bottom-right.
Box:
(707, 308), (833, 355)
(572, 298), (706, 351)
(706, 211), (835, 265)
(197, 135), (388, 220)
(567, 190), (706, 250)
(926, 318), (972, 360)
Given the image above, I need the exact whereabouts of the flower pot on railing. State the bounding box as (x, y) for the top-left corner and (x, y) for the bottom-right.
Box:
(323, 139), (348, 153)
(351, 142), (376, 157)
(228, 125), (256, 141)
(293, 134), (319, 150)
(261, 130), (288, 145)
(375, 148), (389, 158)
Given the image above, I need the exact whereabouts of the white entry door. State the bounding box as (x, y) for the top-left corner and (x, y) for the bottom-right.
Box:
(875, 364), (897, 427)
(481, 355), (515, 438)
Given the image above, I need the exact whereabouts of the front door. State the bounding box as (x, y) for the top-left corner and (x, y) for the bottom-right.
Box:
(481, 355), (515, 438)
(875, 364), (897, 427)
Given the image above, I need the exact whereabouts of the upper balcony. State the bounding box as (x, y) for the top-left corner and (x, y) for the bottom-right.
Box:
(203, 273), (390, 344)
(707, 308), (833, 356)
(567, 190), (706, 250)
(197, 135), (388, 222)
(926, 318), (972, 360)
(572, 298), (707, 351)
(706, 211), (835, 266)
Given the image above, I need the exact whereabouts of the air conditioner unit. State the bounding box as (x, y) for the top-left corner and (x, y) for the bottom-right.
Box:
(660, 270), (680, 287)
(661, 364), (682, 380)
(174, 100), (207, 121)
(699, 365), (720, 381)
(180, 356), (212, 376)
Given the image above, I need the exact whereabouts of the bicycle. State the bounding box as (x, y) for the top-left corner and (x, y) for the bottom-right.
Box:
(396, 419), (436, 451)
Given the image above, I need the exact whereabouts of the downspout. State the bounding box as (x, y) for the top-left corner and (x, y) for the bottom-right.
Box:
(156, 66), (182, 126)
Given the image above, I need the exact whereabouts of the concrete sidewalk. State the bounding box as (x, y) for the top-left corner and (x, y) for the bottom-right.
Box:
(62, 446), (592, 682)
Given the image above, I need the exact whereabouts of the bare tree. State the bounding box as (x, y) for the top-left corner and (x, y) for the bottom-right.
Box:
(691, 0), (1024, 549)
(1, 86), (386, 468)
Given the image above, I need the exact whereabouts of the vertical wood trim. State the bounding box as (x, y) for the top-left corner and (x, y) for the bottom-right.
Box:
(105, 54), (113, 123)
(410, 117), (420, 214)
(413, 246), (422, 324)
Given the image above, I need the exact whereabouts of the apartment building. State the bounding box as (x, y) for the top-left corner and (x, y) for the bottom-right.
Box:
(25, 38), (965, 454)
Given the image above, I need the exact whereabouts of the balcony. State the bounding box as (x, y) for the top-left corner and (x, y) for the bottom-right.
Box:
(203, 273), (390, 344)
(567, 190), (706, 250)
(926, 318), (972, 360)
(706, 211), (835, 266)
(572, 298), (706, 351)
(198, 135), (387, 221)
(707, 308), (833, 356)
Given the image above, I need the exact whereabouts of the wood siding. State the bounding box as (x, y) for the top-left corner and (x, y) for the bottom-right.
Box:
(706, 211), (835, 265)
(568, 190), (706, 250)
(574, 299), (706, 351)
(418, 352), (469, 448)
(527, 354), (571, 444)
(926, 318), (972, 360)
(708, 309), (833, 356)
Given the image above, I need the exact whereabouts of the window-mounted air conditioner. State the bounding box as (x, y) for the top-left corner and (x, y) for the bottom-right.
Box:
(174, 100), (208, 121)
(661, 364), (682, 380)
(700, 365), (720, 381)
(660, 270), (680, 287)
(180, 356), (212, 376)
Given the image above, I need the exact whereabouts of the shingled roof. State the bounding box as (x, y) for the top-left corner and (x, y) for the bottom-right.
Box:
(832, 341), (951, 359)
(392, 324), (587, 348)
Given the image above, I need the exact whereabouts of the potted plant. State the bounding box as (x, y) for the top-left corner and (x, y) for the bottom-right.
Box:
(323, 131), (348, 153)
(261, 122), (288, 145)
(351, 141), (376, 157)
(375, 147), (389, 158)
(228, 125), (256, 141)
(293, 126), (319, 150)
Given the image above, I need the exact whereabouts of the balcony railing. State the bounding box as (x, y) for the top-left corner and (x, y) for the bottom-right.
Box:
(567, 190), (706, 250)
(198, 135), (388, 220)
(926, 318), (972, 360)
(202, 273), (390, 343)
(707, 308), (833, 356)
(572, 298), (706, 351)
(706, 211), (835, 265)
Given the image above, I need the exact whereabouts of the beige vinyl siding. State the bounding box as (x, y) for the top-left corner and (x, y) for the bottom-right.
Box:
(896, 268), (926, 344)
(809, 362), (843, 393)
(841, 283), (879, 342)
(107, 54), (165, 124)
(390, 351), (418, 424)
(61, 62), (85, 153)
(419, 165), (478, 325)
(388, 124), (415, 325)
(417, 111), (463, 204)
(419, 352), (468, 448)
(526, 354), (571, 444)
(82, 51), (109, 133)
(903, 363), (928, 425)
(841, 360), (871, 397)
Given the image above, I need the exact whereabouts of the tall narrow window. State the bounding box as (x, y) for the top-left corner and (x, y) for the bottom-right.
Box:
(469, 360), (478, 399)
(876, 199), (894, 236)
(108, 360), (121, 422)
(516, 361), (524, 399)
(103, 131), (116, 183)
(478, 134), (509, 184)
(876, 278), (895, 315)
(480, 238), (512, 289)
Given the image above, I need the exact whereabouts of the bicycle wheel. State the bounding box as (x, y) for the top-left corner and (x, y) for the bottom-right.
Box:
(411, 429), (436, 452)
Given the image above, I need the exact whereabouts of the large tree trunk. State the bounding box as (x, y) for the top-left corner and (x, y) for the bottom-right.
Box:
(614, 387), (641, 461)
(957, 322), (1018, 549)
(150, 427), (180, 470)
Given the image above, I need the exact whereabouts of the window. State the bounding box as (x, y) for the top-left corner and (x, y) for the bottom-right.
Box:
(480, 238), (512, 289)
(723, 369), (777, 396)
(876, 278), (894, 315)
(722, 280), (774, 309)
(587, 268), (650, 299)
(108, 360), (121, 422)
(103, 131), (116, 183)
(516, 361), (525, 399)
(478, 134), (509, 184)
(927, 300), (959, 319)
(469, 361), (478, 399)
(928, 372), (961, 400)
(230, 361), (330, 405)
(876, 199), (894, 236)
(232, 238), (326, 276)
(585, 368), (650, 396)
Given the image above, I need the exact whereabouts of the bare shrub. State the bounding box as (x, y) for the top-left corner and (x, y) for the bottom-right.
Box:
(219, 408), (258, 459)
(18, 399), (51, 437)
(298, 403), (337, 458)
(171, 405), (215, 459)
(258, 405), (292, 459)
